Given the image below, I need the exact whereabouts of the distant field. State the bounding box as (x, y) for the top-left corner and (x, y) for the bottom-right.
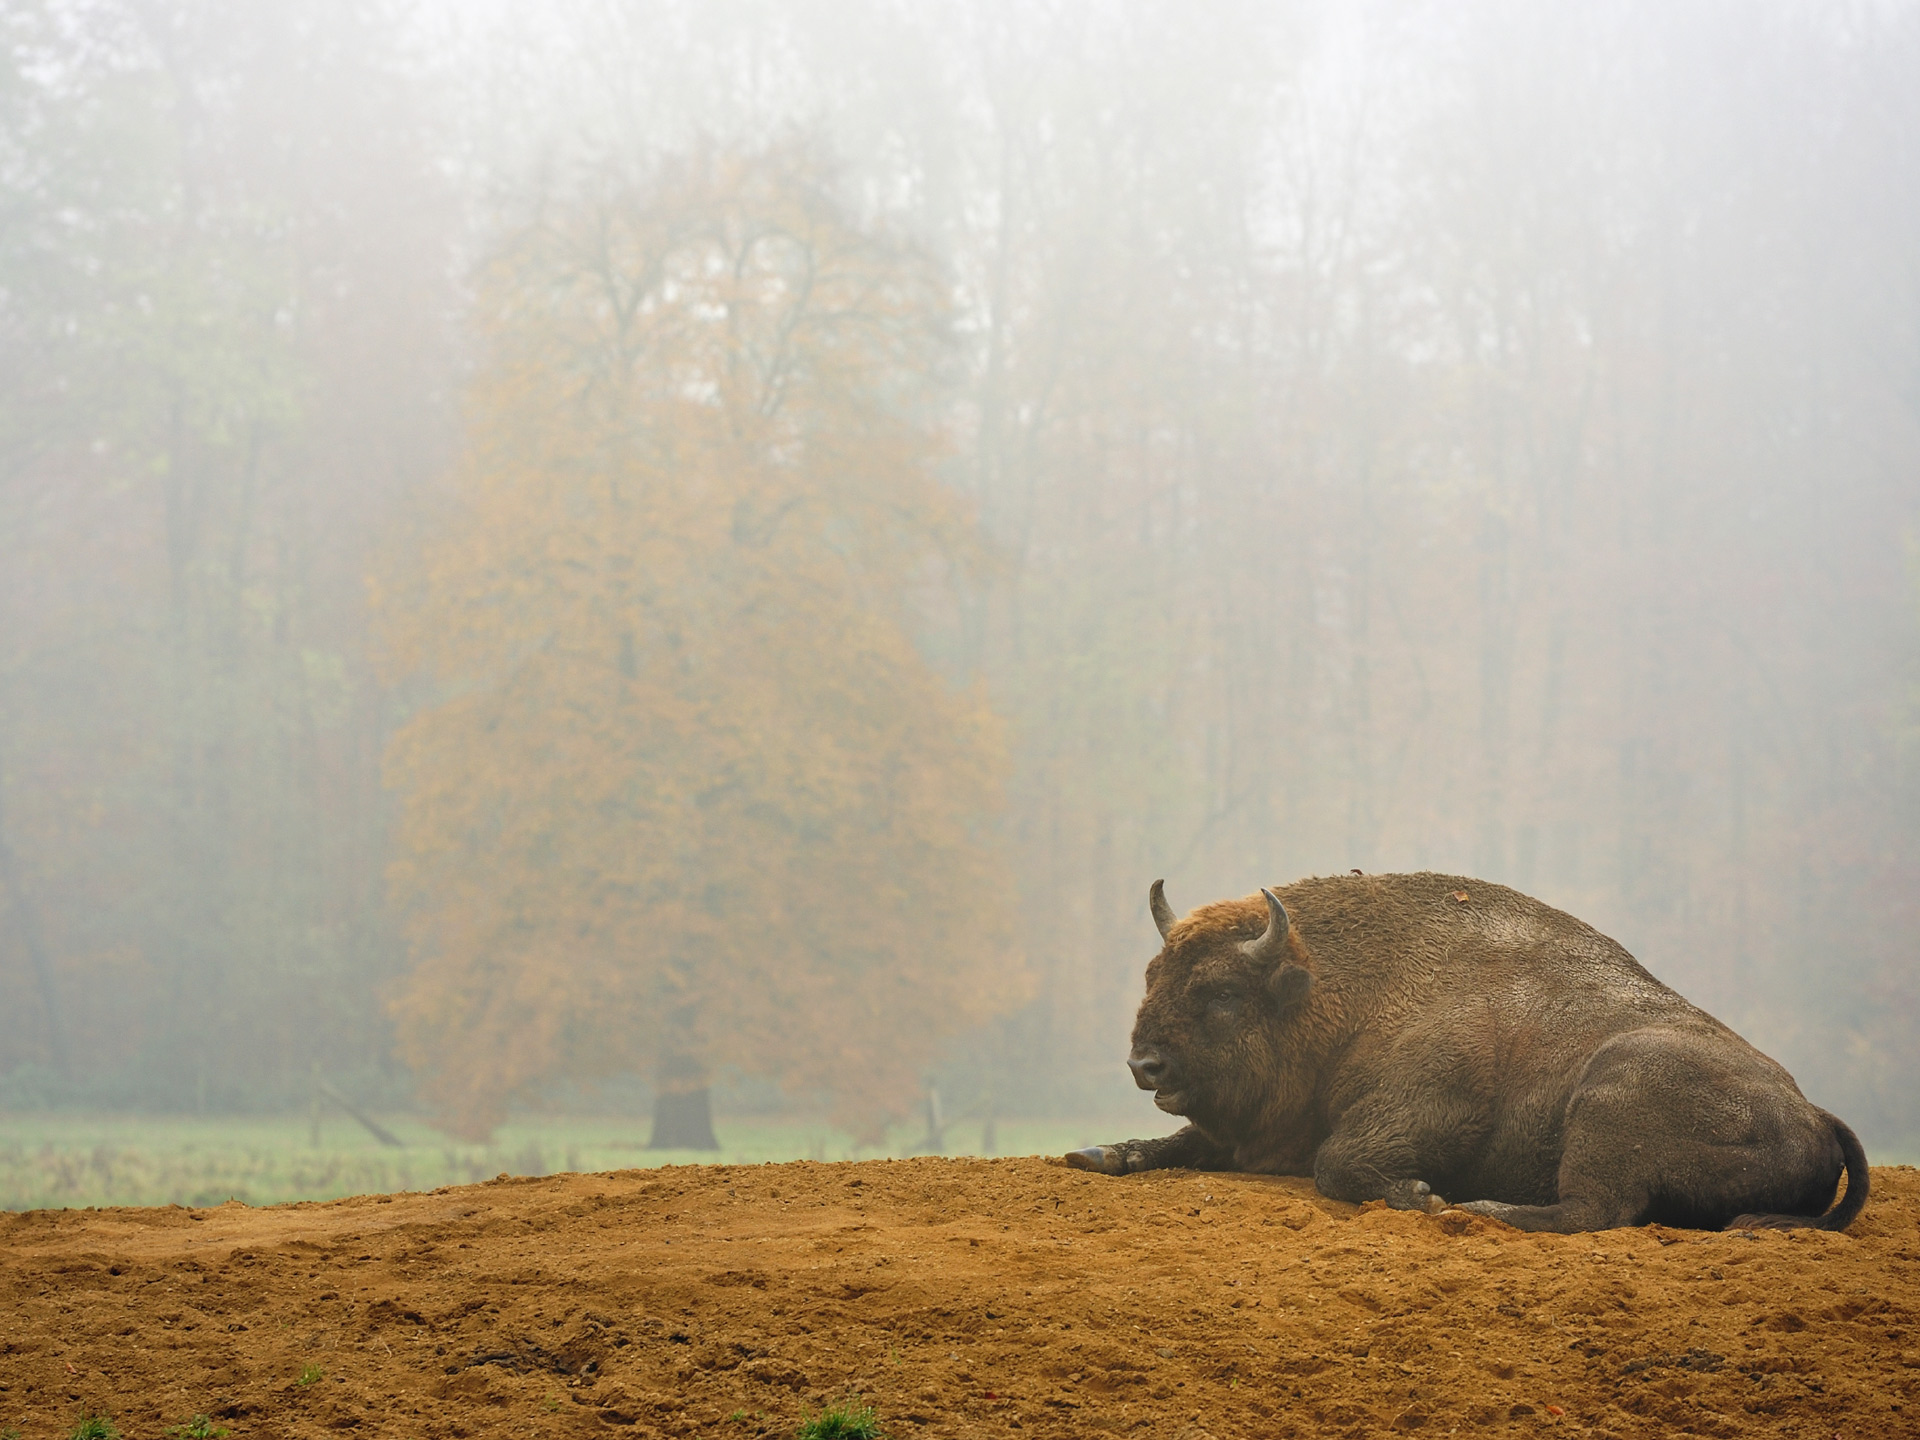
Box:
(0, 1111), (1175, 1211)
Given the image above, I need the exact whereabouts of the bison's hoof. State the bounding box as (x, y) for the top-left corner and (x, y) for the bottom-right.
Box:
(1383, 1179), (1448, 1213)
(1064, 1146), (1126, 1176)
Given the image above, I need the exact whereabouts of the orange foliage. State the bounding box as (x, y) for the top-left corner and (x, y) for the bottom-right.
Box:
(374, 150), (1027, 1142)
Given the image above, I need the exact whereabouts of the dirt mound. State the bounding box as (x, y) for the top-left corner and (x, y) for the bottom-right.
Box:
(1, 1157), (1914, 1438)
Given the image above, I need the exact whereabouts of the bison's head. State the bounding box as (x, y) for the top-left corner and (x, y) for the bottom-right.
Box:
(1127, 881), (1315, 1134)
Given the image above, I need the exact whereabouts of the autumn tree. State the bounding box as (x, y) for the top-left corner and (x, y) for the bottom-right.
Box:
(377, 149), (1027, 1145)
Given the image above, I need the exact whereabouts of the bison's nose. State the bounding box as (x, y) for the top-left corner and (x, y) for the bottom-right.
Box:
(1128, 1048), (1168, 1090)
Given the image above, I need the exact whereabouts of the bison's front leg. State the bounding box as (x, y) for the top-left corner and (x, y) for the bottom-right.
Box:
(1064, 1124), (1236, 1176)
(1315, 1148), (1449, 1213)
(1310, 1103), (1474, 1214)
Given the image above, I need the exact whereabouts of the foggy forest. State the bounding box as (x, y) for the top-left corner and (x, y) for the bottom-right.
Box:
(1, 0), (1917, 1162)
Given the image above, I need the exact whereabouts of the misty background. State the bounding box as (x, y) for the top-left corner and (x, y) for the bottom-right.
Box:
(2, 0), (1917, 1162)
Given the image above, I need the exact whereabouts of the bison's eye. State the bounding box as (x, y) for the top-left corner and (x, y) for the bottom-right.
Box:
(1204, 990), (1242, 1021)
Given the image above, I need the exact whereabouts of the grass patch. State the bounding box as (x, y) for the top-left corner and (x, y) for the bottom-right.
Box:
(296, 1364), (323, 1387)
(796, 1399), (884, 1440)
(165, 1418), (228, 1439)
(65, 1418), (118, 1440)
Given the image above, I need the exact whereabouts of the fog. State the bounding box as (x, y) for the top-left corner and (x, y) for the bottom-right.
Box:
(1, 0), (1916, 1155)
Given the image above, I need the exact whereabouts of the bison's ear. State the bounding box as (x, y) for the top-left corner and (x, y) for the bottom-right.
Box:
(1267, 963), (1312, 1012)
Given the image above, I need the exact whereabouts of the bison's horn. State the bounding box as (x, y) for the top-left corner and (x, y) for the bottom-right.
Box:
(1241, 887), (1291, 961)
(1149, 879), (1175, 941)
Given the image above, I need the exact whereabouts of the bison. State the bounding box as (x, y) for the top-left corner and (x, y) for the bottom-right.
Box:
(1065, 872), (1867, 1233)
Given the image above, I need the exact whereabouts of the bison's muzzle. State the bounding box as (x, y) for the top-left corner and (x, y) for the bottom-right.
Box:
(1128, 1044), (1187, 1113)
(1126, 1047), (1168, 1089)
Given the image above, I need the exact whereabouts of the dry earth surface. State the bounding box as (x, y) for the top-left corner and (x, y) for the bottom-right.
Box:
(1, 1158), (1914, 1440)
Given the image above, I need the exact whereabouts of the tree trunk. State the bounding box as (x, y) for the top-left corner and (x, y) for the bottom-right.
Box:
(0, 739), (66, 1076)
(647, 1083), (720, 1150)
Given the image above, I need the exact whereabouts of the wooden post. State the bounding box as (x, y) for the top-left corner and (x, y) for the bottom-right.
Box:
(309, 1061), (322, 1149)
(315, 1075), (406, 1148)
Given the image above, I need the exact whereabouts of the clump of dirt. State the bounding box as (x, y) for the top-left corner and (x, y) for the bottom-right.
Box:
(1, 1158), (1914, 1438)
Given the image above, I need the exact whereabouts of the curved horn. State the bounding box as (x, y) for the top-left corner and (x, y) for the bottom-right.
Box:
(1149, 879), (1175, 941)
(1240, 887), (1292, 961)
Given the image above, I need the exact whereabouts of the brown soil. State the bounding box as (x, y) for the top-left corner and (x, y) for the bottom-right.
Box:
(2, 1158), (1915, 1439)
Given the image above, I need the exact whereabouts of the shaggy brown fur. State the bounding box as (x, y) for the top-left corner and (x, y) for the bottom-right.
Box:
(1066, 872), (1867, 1233)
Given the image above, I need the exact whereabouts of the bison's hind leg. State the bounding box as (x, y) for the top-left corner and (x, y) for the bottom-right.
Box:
(1449, 1192), (1644, 1233)
(1462, 1026), (1841, 1234)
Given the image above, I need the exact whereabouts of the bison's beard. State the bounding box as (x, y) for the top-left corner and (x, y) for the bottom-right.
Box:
(1151, 1076), (1265, 1138)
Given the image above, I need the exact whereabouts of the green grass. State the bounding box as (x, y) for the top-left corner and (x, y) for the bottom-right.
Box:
(296, 1364), (323, 1387)
(0, 1111), (1174, 1211)
(65, 1417), (118, 1440)
(796, 1399), (884, 1440)
(164, 1418), (228, 1440)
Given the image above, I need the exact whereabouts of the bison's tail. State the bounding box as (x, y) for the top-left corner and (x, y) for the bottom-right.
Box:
(1725, 1110), (1870, 1233)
